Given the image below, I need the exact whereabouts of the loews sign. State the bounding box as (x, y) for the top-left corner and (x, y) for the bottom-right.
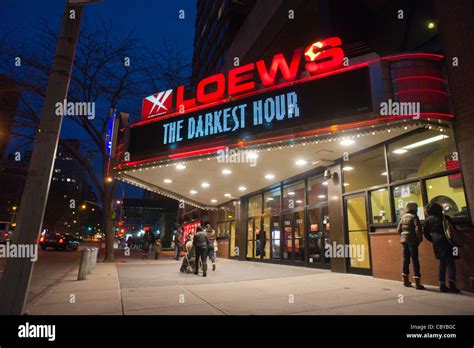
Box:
(141, 37), (344, 120)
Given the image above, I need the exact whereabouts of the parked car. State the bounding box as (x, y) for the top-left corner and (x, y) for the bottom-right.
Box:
(0, 222), (12, 244)
(39, 233), (79, 251)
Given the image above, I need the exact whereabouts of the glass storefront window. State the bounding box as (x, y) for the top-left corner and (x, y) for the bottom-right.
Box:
(388, 128), (456, 182)
(426, 174), (468, 218)
(229, 222), (236, 257)
(370, 188), (393, 223)
(343, 146), (387, 193)
(308, 175), (328, 205)
(248, 194), (262, 217)
(393, 182), (424, 221)
(283, 180), (305, 210)
(271, 216), (280, 259)
(264, 188), (281, 215)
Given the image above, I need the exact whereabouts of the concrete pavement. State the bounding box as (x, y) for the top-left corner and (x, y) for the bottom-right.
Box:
(26, 258), (474, 315)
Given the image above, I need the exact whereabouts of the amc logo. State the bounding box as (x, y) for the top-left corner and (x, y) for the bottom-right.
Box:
(142, 89), (173, 119)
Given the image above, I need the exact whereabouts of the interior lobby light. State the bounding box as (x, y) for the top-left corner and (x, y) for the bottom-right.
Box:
(295, 159), (308, 166)
(190, 190), (198, 194)
(403, 135), (448, 150)
(318, 195), (326, 198)
(343, 183), (350, 187)
(296, 200), (303, 203)
(163, 178), (172, 184)
(265, 173), (275, 180)
(288, 191), (295, 196)
(381, 172), (388, 176)
(211, 199), (217, 203)
(267, 197), (274, 201)
(340, 139), (355, 146)
(322, 181), (328, 186)
(342, 166), (354, 171)
(176, 163), (186, 170)
(238, 186), (247, 191)
(224, 193), (231, 197)
(393, 149), (408, 154)
(201, 182), (210, 188)
(222, 169), (232, 175)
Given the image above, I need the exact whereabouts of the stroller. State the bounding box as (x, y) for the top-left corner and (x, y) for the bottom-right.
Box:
(180, 241), (196, 274)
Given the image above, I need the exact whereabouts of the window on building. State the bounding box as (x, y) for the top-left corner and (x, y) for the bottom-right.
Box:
(343, 146), (387, 193)
(393, 182), (424, 221)
(264, 188), (280, 215)
(307, 175), (328, 205)
(370, 188), (393, 223)
(388, 128), (456, 182)
(283, 180), (305, 210)
(426, 174), (468, 218)
(248, 194), (262, 217)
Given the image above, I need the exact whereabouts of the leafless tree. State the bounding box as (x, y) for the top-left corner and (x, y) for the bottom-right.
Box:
(0, 18), (190, 261)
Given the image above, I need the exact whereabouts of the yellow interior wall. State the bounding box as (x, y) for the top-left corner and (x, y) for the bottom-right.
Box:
(427, 175), (467, 212)
(371, 190), (392, 222)
(347, 197), (367, 231)
(349, 232), (371, 269)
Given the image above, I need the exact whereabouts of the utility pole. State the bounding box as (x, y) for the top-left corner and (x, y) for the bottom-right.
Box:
(0, 1), (91, 315)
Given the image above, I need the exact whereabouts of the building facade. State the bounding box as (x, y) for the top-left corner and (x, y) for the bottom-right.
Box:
(113, 0), (473, 291)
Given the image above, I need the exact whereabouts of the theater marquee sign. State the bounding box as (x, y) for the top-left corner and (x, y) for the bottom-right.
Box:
(127, 37), (375, 161)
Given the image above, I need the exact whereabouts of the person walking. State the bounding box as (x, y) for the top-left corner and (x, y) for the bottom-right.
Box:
(173, 223), (184, 260)
(154, 237), (162, 260)
(205, 224), (217, 271)
(193, 226), (209, 277)
(397, 201), (424, 290)
(423, 202), (461, 293)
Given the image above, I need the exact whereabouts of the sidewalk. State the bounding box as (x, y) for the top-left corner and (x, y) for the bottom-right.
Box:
(26, 258), (474, 315)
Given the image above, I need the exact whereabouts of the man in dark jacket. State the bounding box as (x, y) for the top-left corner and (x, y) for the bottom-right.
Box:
(423, 202), (460, 293)
(193, 226), (210, 277)
(397, 201), (424, 289)
(173, 223), (183, 260)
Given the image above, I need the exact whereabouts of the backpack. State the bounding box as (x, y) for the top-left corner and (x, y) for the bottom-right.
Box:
(443, 215), (463, 247)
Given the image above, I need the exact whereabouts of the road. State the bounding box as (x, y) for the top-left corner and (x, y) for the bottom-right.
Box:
(0, 242), (98, 304)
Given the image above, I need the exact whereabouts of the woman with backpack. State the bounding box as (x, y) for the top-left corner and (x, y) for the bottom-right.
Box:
(423, 202), (461, 293)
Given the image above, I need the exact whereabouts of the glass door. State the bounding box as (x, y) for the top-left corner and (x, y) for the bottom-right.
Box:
(247, 218), (261, 260)
(344, 194), (372, 275)
(270, 215), (281, 259)
(307, 205), (330, 267)
(282, 210), (305, 263)
(229, 221), (236, 257)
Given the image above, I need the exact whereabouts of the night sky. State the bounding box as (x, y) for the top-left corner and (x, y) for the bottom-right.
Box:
(1, 0), (197, 199)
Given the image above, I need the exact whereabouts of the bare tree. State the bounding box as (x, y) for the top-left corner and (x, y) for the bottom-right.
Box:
(0, 18), (190, 261)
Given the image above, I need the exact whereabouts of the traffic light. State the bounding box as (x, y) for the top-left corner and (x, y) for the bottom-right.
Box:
(87, 226), (92, 231)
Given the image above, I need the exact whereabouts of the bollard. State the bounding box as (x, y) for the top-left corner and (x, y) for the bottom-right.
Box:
(90, 248), (97, 270)
(77, 248), (92, 280)
(87, 247), (94, 274)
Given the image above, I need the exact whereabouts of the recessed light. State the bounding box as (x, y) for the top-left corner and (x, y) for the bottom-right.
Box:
(163, 178), (172, 184)
(265, 173), (275, 180)
(190, 190), (197, 194)
(318, 194), (326, 198)
(295, 159), (307, 166)
(201, 182), (210, 188)
(176, 163), (186, 170)
(288, 191), (295, 196)
(222, 169), (232, 175)
(211, 199), (217, 203)
(340, 139), (355, 146)
(393, 149), (407, 154)
(224, 193), (231, 197)
(238, 186), (247, 191)
(342, 166), (354, 171)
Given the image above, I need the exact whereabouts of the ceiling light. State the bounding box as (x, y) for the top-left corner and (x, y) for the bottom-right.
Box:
(427, 21), (435, 29)
(393, 149), (407, 154)
(288, 191), (295, 196)
(176, 163), (186, 170)
(211, 199), (217, 203)
(222, 169), (232, 175)
(296, 200), (303, 203)
(295, 159), (307, 166)
(224, 193), (231, 197)
(190, 190), (197, 194)
(342, 166), (354, 171)
(201, 182), (210, 188)
(340, 139), (355, 146)
(381, 172), (388, 176)
(163, 178), (172, 184)
(265, 173), (275, 180)
(403, 135), (448, 150)
(318, 195), (326, 198)
(238, 186), (247, 191)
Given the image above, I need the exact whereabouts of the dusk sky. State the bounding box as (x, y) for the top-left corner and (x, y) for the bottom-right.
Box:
(1, 0), (197, 199)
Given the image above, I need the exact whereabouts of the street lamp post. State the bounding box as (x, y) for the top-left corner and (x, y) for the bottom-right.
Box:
(0, 0), (99, 315)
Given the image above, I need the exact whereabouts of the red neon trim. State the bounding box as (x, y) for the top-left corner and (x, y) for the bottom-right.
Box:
(395, 89), (450, 95)
(395, 75), (447, 82)
(168, 146), (226, 159)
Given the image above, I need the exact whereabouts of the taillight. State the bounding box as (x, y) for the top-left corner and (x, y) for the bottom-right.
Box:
(59, 238), (64, 244)
(4, 232), (8, 238)
(39, 236), (45, 242)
